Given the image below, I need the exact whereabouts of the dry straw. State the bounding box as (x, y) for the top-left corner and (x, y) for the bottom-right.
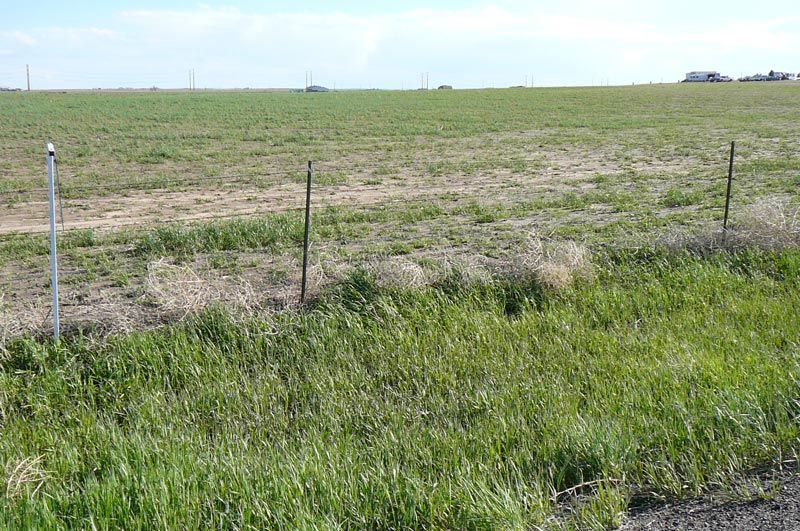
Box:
(4, 456), (47, 500)
(0, 295), (51, 347)
(511, 230), (593, 290)
(658, 199), (800, 254)
(146, 258), (221, 319)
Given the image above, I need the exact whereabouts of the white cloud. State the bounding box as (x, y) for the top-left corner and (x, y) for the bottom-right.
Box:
(3, 5), (799, 88)
(4, 30), (37, 46)
(115, 6), (800, 56)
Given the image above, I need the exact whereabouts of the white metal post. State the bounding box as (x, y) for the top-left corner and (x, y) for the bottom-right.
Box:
(46, 143), (60, 340)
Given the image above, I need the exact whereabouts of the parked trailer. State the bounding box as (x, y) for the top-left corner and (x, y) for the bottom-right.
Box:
(684, 71), (719, 82)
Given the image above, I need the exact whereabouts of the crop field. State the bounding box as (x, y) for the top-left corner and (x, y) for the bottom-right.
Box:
(1, 84), (799, 528)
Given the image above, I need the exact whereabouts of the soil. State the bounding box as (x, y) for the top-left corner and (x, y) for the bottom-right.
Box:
(0, 145), (701, 235)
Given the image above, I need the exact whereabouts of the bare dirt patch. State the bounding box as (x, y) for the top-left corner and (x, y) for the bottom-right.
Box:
(0, 142), (704, 235)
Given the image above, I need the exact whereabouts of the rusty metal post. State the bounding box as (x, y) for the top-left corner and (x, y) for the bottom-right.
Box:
(723, 141), (735, 232)
(300, 161), (313, 304)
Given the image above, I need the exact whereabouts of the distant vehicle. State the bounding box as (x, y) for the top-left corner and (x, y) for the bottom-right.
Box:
(710, 76), (733, 82)
(437, 85), (453, 90)
(305, 85), (330, 93)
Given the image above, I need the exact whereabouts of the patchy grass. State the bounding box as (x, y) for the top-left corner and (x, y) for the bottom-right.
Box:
(1, 249), (799, 528)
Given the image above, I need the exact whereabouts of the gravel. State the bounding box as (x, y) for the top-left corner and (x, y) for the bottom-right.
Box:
(620, 471), (800, 530)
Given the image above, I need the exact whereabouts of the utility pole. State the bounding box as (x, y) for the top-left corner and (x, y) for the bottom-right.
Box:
(26, 64), (30, 91)
(426, 72), (429, 90)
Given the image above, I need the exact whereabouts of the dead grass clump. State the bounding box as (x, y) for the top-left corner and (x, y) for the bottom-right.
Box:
(733, 199), (800, 250)
(146, 259), (221, 319)
(4, 456), (47, 499)
(420, 251), (494, 288)
(366, 241), (592, 294)
(539, 241), (593, 290)
(60, 289), (140, 337)
(658, 199), (800, 254)
(368, 256), (430, 289)
(306, 251), (347, 294)
(293, 251), (356, 305)
(146, 258), (271, 320)
(512, 232), (593, 290)
(0, 295), (52, 346)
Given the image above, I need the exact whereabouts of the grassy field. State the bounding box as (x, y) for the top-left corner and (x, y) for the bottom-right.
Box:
(1, 83), (798, 328)
(1, 84), (799, 528)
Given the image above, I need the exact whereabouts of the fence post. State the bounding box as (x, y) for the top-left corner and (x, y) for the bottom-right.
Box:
(46, 143), (60, 340)
(723, 141), (735, 232)
(300, 161), (313, 304)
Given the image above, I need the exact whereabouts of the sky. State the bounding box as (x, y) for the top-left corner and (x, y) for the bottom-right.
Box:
(1, 1), (798, 89)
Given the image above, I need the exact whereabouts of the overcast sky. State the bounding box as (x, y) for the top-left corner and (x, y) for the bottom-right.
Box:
(1, 1), (798, 89)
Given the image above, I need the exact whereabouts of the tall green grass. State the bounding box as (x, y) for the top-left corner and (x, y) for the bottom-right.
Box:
(1, 249), (799, 528)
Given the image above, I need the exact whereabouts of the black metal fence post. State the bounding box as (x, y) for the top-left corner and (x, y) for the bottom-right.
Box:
(723, 141), (735, 232)
(300, 160), (313, 304)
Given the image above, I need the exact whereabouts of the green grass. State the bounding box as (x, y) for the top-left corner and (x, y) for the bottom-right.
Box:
(2, 84), (800, 528)
(662, 188), (703, 208)
(134, 215), (304, 256)
(1, 249), (799, 529)
(1, 83), (799, 194)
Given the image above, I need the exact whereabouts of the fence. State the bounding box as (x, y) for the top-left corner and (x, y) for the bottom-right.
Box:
(2, 138), (793, 340)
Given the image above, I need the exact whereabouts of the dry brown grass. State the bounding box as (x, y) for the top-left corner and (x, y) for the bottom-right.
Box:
(145, 258), (273, 320)
(658, 199), (800, 254)
(733, 198), (800, 249)
(363, 251), (495, 291)
(4, 456), (47, 500)
(146, 259), (221, 319)
(367, 256), (431, 289)
(360, 235), (593, 294)
(511, 231), (594, 290)
(0, 295), (52, 347)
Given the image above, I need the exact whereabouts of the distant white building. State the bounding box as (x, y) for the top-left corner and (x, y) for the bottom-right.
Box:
(685, 71), (719, 82)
